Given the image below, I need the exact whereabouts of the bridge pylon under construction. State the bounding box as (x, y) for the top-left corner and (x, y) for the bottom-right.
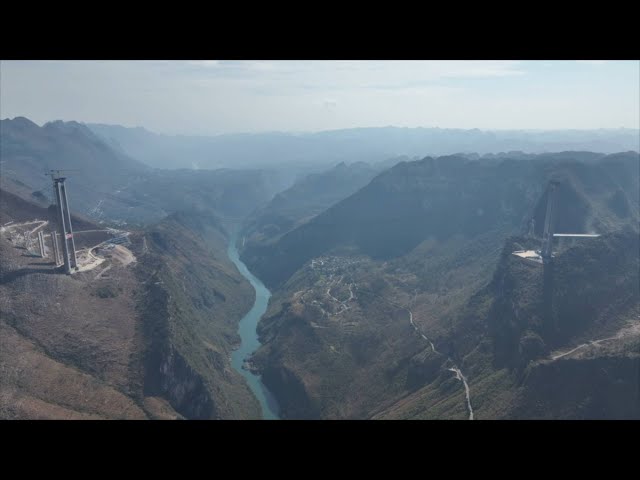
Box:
(47, 170), (78, 274)
(512, 180), (600, 265)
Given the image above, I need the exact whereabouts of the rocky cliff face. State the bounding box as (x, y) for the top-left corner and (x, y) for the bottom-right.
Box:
(135, 211), (262, 419)
(480, 232), (640, 371)
(150, 343), (216, 419)
(260, 364), (320, 419)
(513, 354), (640, 419)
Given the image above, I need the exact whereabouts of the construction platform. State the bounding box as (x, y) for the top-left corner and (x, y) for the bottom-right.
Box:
(511, 250), (544, 265)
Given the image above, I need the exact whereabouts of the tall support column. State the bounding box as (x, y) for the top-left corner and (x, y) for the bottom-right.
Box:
(60, 181), (78, 269)
(38, 231), (46, 257)
(51, 231), (61, 266)
(25, 231), (32, 254)
(542, 182), (558, 259)
(54, 180), (72, 274)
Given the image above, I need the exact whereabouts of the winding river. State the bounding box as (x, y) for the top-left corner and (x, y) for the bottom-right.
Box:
(227, 232), (281, 420)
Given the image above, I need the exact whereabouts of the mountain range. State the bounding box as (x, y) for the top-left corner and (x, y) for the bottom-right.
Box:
(1, 115), (638, 419)
(87, 122), (640, 170)
(243, 151), (639, 419)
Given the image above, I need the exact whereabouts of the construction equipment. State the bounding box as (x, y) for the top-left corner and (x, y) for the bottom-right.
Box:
(45, 169), (80, 181)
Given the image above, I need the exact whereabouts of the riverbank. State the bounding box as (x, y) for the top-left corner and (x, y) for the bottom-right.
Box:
(227, 232), (281, 420)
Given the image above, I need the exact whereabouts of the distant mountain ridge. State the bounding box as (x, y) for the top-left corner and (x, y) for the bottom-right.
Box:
(243, 151), (640, 289)
(241, 161), (383, 249)
(86, 122), (640, 170)
(0, 117), (284, 226)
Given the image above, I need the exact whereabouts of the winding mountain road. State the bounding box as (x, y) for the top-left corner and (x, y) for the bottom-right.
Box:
(551, 321), (640, 361)
(448, 367), (474, 420)
(355, 285), (474, 420)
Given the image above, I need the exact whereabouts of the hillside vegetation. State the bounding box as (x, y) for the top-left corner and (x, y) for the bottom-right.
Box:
(241, 161), (381, 250)
(246, 151), (639, 419)
(0, 192), (261, 419)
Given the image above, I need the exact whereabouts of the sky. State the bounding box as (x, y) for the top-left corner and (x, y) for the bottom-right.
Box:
(1, 60), (638, 135)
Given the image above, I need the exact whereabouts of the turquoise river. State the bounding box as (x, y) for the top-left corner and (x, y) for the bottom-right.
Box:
(227, 232), (280, 420)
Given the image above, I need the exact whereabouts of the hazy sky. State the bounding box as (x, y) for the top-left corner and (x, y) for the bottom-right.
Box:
(1, 60), (638, 135)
